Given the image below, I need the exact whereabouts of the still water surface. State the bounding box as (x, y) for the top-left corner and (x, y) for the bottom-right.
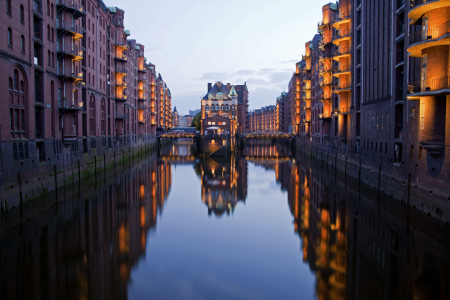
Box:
(1, 142), (449, 300)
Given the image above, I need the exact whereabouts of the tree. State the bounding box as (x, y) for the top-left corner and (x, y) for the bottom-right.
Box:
(191, 112), (201, 131)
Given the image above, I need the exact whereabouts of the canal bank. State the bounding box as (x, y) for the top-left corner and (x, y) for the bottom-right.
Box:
(294, 137), (450, 224)
(0, 138), (173, 210)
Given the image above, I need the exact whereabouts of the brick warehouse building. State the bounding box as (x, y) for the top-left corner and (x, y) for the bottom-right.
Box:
(0, 0), (172, 178)
(290, 0), (450, 198)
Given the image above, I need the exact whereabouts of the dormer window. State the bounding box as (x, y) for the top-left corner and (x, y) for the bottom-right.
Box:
(208, 93), (212, 100)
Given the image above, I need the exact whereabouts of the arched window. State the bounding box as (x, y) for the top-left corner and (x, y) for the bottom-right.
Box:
(51, 28), (54, 42)
(101, 98), (106, 135)
(47, 50), (50, 65)
(20, 5), (24, 23)
(225, 104), (229, 110)
(6, 0), (11, 15)
(89, 95), (96, 136)
(7, 28), (12, 47)
(9, 77), (13, 90)
(20, 81), (24, 93)
(205, 104), (209, 110)
(21, 35), (25, 53)
(221, 104), (225, 111)
(47, 0), (50, 15)
(13, 69), (19, 91)
(51, 81), (55, 137)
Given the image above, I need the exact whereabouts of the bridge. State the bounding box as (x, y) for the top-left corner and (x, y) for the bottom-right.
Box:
(157, 130), (295, 157)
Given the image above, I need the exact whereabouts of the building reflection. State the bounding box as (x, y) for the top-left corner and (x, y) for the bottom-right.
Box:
(243, 139), (292, 159)
(280, 155), (450, 300)
(0, 157), (172, 300)
(197, 156), (247, 217)
(159, 139), (196, 164)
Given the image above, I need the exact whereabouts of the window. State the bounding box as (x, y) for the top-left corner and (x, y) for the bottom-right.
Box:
(21, 36), (25, 53)
(13, 70), (19, 91)
(7, 0), (11, 15)
(420, 103), (425, 129)
(51, 3), (54, 19)
(7, 28), (12, 47)
(205, 105), (209, 110)
(20, 5), (24, 23)
(47, 0), (50, 15)
(47, 25), (50, 40)
(51, 28), (54, 42)
(48, 50), (51, 65)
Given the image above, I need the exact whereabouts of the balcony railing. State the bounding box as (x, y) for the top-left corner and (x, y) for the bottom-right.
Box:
(409, 0), (438, 8)
(409, 21), (450, 45)
(115, 113), (129, 120)
(334, 65), (351, 73)
(333, 29), (351, 40)
(334, 47), (352, 56)
(114, 39), (128, 48)
(335, 7), (351, 22)
(408, 76), (450, 93)
(58, 98), (82, 110)
(56, 0), (84, 18)
(57, 46), (83, 59)
(335, 82), (351, 90)
(58, 70), (83, 80)
(56, 22), (83, 38)
(114, 65), (127, 74)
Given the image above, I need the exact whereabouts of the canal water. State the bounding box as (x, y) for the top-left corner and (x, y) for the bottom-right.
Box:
(1, 141), (449, 300)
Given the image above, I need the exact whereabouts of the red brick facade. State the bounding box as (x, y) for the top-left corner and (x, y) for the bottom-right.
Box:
(0, 0), (172, 177)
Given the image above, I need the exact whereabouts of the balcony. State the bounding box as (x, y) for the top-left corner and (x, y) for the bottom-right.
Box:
(114, 55), (128, 62)
(56, 0), (84, 19)
(57, 46), (83, 61)
(32, 1), (43, 19)
(409, 0), (450, 24)
(318, 113), (332, 119)
(333, 82), (352, 93)
(58, 98), (82, 111)
(56, 22), (83, 40)
(138, 96), (147, 101)
(408, 21), (450, 57)
(333, 47), (352, 59)
(138, 68), (147, 73)
(114, 40), (128, 49)
(333, 65), (351, 77)
(407, 76), (450, 97)
(115, 81), (127, 88)
(115, 113), (128, 120)
(302, 54), (311, 61)
(114, 65), (127, 74)
(58, 70), (83, 81)
(319, 52), (333, 61)
(116, 94), (128, 101)
(333, 29), (351, 45)
(333, 7), (352, 29)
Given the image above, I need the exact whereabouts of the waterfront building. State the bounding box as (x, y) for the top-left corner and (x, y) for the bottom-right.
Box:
(200, 82), (240, 135)
(276, 91), (290, 133)
(172, 106), (178, 127)
(289, 0), (450, 196)
(0, 0), (172, 179)
(248, 105), (276, 132)
(178, 114), (194, 128)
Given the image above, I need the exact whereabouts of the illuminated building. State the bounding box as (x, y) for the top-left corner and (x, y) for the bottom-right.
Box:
(0, 0), (171, 178)
(200, 81), (239, 135)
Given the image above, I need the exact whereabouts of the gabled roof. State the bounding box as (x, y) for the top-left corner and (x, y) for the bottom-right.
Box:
(203, 82), (232, 100)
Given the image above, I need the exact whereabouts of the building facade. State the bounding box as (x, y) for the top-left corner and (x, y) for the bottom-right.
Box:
(289, 0), (450, 196)
(249, 105), (276, 132)
(200, 81), (240, 135)
(1, 0), (172, 178)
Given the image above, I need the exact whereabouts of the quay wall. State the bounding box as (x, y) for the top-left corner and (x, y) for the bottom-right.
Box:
(294, 137), (450, 224)
(0, 137), (170, 210)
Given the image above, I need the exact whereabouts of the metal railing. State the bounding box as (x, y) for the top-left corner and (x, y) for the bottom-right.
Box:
(334, 64), (351, 73)
(409, 21), (450, 45)
(56, 22), (83, 36)
(56, 0), (84, 16)
(333, 29), (351, 40)
(408, 76), (450, 93)
(409, 0), (438, 8)
(335, 82), (351, 90)
(58, 98), (81, 109)
(334, 47), (351, 56)
(57, 45), (83, 57)
(114, 65), (127, 73)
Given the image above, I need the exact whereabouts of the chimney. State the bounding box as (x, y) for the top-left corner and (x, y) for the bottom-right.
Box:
(227, 83), (231, 89)
(208, 83), (212, 91)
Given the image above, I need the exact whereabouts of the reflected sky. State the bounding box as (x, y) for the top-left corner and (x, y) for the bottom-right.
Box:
(1, 141), (449, 300)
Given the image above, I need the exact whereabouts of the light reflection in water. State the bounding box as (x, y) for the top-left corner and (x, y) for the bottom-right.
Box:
(0, 141), (449, 300)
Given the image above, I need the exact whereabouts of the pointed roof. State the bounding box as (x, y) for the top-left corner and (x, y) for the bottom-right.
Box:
(229, 85), (238, 97)
(173, 106), (177, 112)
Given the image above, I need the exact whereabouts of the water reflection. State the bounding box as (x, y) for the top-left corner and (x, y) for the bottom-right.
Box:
(0, 157), (172, 300)
(196, 156), (247, 217)
(1, 141), (449, 300)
